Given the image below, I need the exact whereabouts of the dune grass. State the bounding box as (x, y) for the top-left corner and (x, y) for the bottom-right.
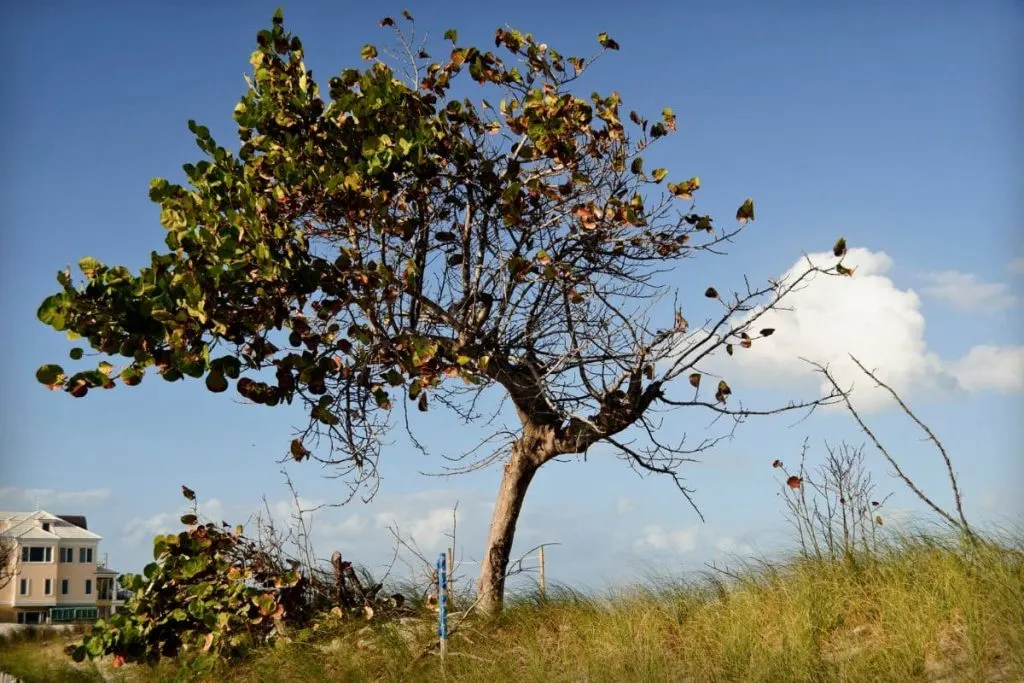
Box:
(2, 531), (1021, 683)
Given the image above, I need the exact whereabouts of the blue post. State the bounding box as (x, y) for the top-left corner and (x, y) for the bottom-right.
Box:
(437, 552), (448, 656)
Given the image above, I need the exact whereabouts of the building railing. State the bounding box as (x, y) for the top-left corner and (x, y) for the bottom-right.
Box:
(49, 607), (98, 623)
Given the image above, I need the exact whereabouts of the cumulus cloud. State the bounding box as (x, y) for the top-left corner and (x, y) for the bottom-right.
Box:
(919, 270), (1016, 312)
(318, 514), (369, 536)
(721, 247), (1024, 410)
(634, 525), (699, 553)
(122, 498), (228, 547)
(373, 506), (456, 552)
(266, 496), (326, 528)
(945, 345), (1024, 393)
(0, 487), (110, 509)
(123, 512), (177, 546)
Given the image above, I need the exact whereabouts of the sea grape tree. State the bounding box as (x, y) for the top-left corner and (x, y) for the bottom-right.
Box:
(35, 10), (848, 614)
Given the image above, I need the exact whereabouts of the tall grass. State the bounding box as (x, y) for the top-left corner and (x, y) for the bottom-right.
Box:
(2, 530), (1019, 682)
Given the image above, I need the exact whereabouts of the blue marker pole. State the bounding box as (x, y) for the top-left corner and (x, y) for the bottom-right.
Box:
(437, 552), (448, 658)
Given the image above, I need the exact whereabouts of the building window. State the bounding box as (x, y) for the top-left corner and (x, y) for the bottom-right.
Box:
(79, 547), (93, 564)
(44, 578), (52, 595)
(19, 578), (29, 596)
(60, 547), (74, 563)
(20, 546), (52, 563)
(84, 579), (92, 595)
(42, 522), (50, 532)
(51, 607), (74, 622)
(61, 579), (69, 595)
(75, 607), (98, 621)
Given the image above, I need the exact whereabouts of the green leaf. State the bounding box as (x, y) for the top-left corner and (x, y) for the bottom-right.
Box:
(180, 514), (198, 526)
(361, 44), (378, 60)
(180, 555), (208, 580)
(78, 256), (102, 276)
(362, 136), (383, 156)
(36, 364), (65, 386)
(408, 379), (422, 400)
(69, 347), (83, 360)
(597, 32), (620, 50)
(205, 371), (228, 393)
(652, 168), (668, 183)
(312, 406), (340, 426)
(148, 178), (171, 202)
(736, 198), (755, 224)
(37, 294), (67, 329)
(444, 28), (457, 43)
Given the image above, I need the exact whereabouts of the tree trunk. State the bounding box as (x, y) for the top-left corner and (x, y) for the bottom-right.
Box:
(476, 447), (539, 615)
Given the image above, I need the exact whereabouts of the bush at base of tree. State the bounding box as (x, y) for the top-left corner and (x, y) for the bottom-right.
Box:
(68, 513), (307, 667)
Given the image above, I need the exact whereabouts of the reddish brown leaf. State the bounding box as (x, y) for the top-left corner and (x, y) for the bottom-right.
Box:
(772, 459), (782, 468)
(688, 372), (701, 388)
(786, 476), (802, 489)
(704, 287), (718, 298)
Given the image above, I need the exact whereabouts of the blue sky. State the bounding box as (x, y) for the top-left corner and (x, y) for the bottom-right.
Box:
(1, 1), (1021, 590)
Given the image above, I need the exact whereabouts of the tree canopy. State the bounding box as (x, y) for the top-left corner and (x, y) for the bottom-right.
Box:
(35, 10), (849, 613)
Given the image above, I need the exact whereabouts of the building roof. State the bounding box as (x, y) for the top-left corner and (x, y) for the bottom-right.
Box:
(0, 510), (102, 541)
(57, 515), (88, 530)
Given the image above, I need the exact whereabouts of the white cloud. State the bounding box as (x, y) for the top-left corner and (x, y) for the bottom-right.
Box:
(121, 498), (228, 548)
(267, 496), (326, 528)
(373, 506), (456, 552)
(715, 536), (754, 555)
(720, 247), (1024, 411)
(1009, 257), (1024, 276)
(945, 345), (1024, 393)
(634, 525), (698, 553)
(919, 270), (1016, 312)
(616, 497), (635, 515)
(0, 487), (110, 509)
(320, 514), (368, 536)
(123, 512), (176, 546)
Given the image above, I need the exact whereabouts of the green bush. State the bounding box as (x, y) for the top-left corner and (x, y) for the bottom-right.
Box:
(67, 515), (308, 668)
